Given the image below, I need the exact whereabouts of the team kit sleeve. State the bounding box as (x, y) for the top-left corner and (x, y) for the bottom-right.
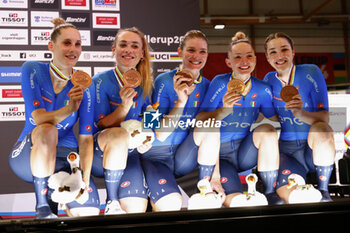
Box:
(21, 61), (46, 114)
(259, 83), (277, 118)
(307, 65), (329, 112)
(199, 75), (226, 112)
(152, 74), (171, 116)
(78, 82), (96, 135)
(93, 76), (112, 127)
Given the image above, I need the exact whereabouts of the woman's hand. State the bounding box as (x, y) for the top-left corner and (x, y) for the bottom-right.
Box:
(119, 86), (137, 110)
(68, 85), (85, 112)
(285, 94), (303, 118)
(173, 74), (193, 106)
(222, 91), (241, 109)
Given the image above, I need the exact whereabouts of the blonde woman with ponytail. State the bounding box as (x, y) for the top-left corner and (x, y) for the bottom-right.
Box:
(197, 31), (281, 207)
(91, 27), (153, 214)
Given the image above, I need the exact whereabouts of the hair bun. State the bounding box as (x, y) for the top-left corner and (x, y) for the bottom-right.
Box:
(232, 32), (247, 42)
(51, 17), (67, 29)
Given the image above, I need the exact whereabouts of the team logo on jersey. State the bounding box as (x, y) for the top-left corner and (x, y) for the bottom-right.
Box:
(41, 188), (48, 195)
(317, 103), (324, 109)
(158, 179), (167, 185)
(87, 186), (93, 192)
(195, 92), (200, 98)
(86, 125), (91, 131)
(42, 96), (52, 104)
(250, 101), (256, 107)
(319, 175), (327, 181)
(121, 181), (131, 188)
(252, 93), (257, 99)
(143, 109), (161, 129)
(220, 177), (228, 183)
(193, 101), (199, 107)
(132, 101), (138, 108)
(282, 169), (291, 175)
(33, 100), (40, 106)
(99, 114), (105, 119)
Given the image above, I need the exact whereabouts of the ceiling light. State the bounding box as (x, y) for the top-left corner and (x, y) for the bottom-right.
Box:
(214, 24), (225, 30)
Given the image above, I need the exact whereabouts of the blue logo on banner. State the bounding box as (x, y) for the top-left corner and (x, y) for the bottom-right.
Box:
(143, 110), (161, 129)
(0, 67), (22, 83)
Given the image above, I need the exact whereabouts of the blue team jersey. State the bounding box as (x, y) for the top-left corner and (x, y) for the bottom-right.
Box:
(19, 61), (95, 147)
(264, 64), (329, 141)
(200, 73), (276, 143)
(92, 68), (150, 133)
(152, 69), (210, 146)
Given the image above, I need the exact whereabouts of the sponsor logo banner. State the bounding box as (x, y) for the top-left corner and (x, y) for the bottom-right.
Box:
(150, 52), (181, 62)
(92, 30), (115, 46)
(30, 0), (59, 9)
(92, 13), (120, 29)
(0, 29), (28, 45)
(0, 86), (23, 102)
(31, 29), (51, 45)
(92, 0), (120, 11)
(61, 0), (90, 10)
(0, 67), (22, 83)
(0, 0), (27, 8)
(30, 11), (59, 27)
(0, 11), (28, 27)
(0, 104), (25, 121)
(0, 51), (52, 61)
(61, 12), (90, 29)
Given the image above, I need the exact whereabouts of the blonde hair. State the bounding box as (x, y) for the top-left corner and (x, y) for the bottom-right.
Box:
(113, 27), (153, 99)
(228, 31), (253, 56)
(51, 17), (77, 42)
(179, 30), (208, 50)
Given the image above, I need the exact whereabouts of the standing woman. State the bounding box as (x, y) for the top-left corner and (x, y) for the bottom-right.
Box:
(264, 32), (335, 202)
(9, 18), (100, 218)
(197, 32), (280, 207)
(91, 27), (153, 214)
(141, 30), (211, 211)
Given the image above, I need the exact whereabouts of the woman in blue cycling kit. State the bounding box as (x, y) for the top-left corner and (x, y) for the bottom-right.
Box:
(91, 27), (153, 214)
(197, 32), (280, 207)
(9, 18), (100, 218)
(263, 32), (335, 202)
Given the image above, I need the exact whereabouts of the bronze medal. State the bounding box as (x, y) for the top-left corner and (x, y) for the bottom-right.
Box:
(175, 70), (194, 86)
(227, 79), (245, 95)
(71, 70), (92, 88)
(123, 69), (142, 88)
(280, 85), (298, 102)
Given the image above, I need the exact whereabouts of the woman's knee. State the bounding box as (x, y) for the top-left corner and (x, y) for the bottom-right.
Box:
(120, 197), (148, 213)
(152, 193), (182, 211)
(32, 123), (58, 146)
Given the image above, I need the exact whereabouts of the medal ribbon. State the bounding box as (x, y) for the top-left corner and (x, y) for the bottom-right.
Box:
(50, 62), (72, 82)
(113, 66), (125, 88)
(277, 64), (295, 86)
